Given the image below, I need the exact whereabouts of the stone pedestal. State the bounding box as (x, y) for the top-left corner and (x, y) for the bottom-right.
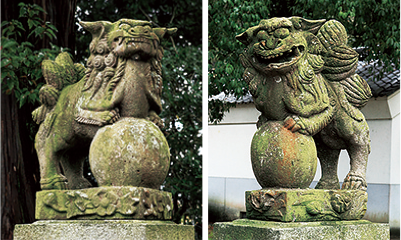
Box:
(36, 186), (173, 220)
(246, 188), (367, 222)
(22, 187), (195, 239)
(14, 220), (194, 240)
(213, 219), (389, 240)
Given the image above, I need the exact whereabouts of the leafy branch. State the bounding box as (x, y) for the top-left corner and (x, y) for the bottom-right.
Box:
(1, 3), (62, 108)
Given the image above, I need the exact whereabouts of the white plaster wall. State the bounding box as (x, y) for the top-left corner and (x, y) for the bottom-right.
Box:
(208, 124), (256, 178)
(209, 92), (400, 185)
(390, 114), (400, 185)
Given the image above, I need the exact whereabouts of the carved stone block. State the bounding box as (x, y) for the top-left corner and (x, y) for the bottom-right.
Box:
(246, 188), (367, 222)
(35, 186), (173, 220)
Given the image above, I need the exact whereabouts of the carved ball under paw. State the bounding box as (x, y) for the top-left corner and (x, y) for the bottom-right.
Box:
(89, 118), (170, 189)
(251, 121), (317, 188)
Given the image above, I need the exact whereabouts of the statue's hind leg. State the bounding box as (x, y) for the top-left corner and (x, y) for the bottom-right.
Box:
(60, 150), (92, 190)
(342, 143), (369, 191)
(35, 131), (68, 190)
(336, 114), (370, 191)
(314, 138), (341, 190)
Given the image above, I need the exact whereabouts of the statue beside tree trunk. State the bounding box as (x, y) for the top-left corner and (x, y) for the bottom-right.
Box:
(32, 18), (178, 221)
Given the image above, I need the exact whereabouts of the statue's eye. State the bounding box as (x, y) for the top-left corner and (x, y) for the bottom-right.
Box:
(273, 28), (289, 39)
(119, 23), (131, 30)
(256, 30), (269, 40)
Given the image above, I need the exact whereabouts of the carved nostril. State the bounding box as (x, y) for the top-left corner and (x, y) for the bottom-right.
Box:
(129, 28), (135, 34)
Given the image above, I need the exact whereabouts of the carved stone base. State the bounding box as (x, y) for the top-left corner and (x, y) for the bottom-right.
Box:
(246, 188), (367, 222)
(213, 219), (389, 240)
(36, 186), (173, 220)
(14, 220), (194, 240)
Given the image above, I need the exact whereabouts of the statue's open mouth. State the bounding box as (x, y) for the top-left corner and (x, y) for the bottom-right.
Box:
(113, 36), (157, 59)
(254, 45), (304, 68)
(125, 37), (152, 47)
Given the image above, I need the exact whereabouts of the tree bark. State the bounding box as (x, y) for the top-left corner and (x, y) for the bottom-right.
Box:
(1, 1), (77, 239)
(34, 0), (78, 54)
(1, 94), (38, 240)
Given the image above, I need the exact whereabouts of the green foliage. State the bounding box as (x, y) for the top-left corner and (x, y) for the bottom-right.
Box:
(290, 0), (400, 76)
(161, 43), (202, 227)
(1, 3), (61, 108)
(76, 1), (202, 237)
(208, 0), (269, 123)
(208, 0), (400, 123)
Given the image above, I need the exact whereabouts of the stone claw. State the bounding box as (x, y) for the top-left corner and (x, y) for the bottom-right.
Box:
(283, 116), (301, 132)
(40, 174), (68, 190)
(342, 173), (367, 191)
(105, 108), (120, 124)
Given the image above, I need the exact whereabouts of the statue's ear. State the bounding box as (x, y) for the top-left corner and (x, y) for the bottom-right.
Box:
(290, 17), (326, 34)
(80, 21), (113, 40)
(236, 25), (259, 45)
(153, 28), (177, 39)
(236, 31), (249, 45)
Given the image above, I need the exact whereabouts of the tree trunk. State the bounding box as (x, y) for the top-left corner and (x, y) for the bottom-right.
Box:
(1, 1), (77, 239)
(1, 94), (38, 240)
(33, 0), (78, 55)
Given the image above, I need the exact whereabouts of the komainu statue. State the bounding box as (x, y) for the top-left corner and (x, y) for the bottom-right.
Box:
(236, 17), (371, 191)
(33, 19), (176, 190)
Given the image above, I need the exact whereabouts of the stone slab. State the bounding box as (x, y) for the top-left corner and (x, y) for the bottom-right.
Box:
(36, 186), (173, 220)
(14, 220), (194, 240)
(213, 219), (389, 240)
(246, 188), (367, 222)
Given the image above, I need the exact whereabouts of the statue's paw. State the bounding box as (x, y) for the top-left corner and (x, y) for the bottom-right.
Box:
(315, 177), (340, 190)
(342, 173), (367, 191)
(283, 116), (301, 132)
(97, 108), (120, 125)
(147, 111), (164, 128)
(40, 175), (68, 190)
(108, 108), (120, 123)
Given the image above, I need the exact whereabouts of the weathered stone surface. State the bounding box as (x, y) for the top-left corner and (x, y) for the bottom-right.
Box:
(213, 219), (389, 240)
(89, 118), (170, 189)
(14, 220), (194, 240)
(251, 121), (317, 188)
(236, 17), (371, 191)
(35, 186), (173, 220)
(32, 19), (176, 190)
(246, 188), (367, 222)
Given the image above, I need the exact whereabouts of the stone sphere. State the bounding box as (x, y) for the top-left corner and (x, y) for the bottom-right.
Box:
(251, 121), (317, 188)
(89, 118), (170, 189)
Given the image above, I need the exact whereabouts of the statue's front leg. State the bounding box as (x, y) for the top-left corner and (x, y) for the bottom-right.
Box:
(284, 104), (334, 136)
(76, 107), (120, 126)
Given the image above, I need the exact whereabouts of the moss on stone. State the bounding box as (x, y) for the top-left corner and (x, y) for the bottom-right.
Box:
(14, 220), (194, 240)
(213, 219), (389, 240)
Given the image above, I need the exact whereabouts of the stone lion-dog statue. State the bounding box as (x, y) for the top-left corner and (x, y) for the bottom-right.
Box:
(236, 17), (371, 191)
(33, 19), (176, 190)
